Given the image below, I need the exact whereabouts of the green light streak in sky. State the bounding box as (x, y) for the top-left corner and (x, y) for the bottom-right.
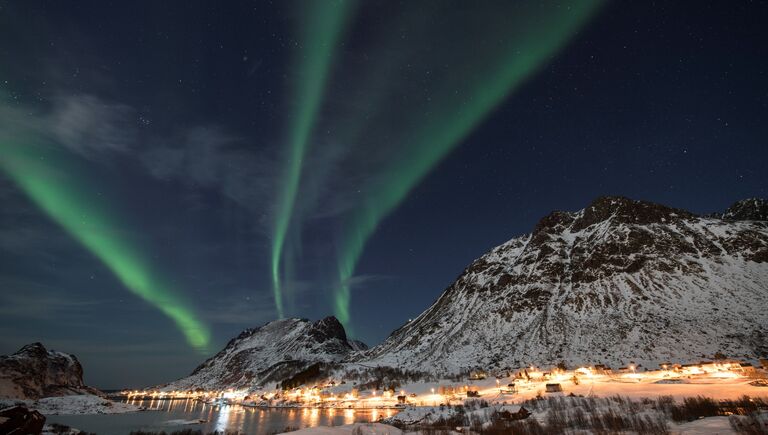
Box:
(0, 141), (210, 351)
(271, 0), (354, 318)
(334, 1), (603, 326)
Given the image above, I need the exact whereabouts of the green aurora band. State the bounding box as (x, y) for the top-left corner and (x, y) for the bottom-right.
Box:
(271, 0), (354, 317)
(333, 1), (604, 326)
(0, 141), (211, 351)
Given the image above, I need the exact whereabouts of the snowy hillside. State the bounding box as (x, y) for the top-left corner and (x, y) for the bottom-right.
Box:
(165, 316), (363, 390)
(360, 196), (768, 372)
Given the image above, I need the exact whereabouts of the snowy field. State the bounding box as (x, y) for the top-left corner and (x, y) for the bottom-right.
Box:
(277, 370), (768, 434)
(281, 422), (413, 434)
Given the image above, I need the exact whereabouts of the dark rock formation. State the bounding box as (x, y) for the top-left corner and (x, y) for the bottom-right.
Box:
(0, 405), (46, 434)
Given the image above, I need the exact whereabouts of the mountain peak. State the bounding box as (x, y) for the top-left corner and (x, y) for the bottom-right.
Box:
(533, 196), (695, 236)
(15, 342), (48, 358)
(308, 316), (348, 343)
(171, 315), (361, 390)
(573, 196), (693, 231)
(721, 198), (768, 221)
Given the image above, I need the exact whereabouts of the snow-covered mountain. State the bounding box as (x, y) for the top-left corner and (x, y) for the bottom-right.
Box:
(0, 343), (100, 399)
(165, 316), (364, 390)
(360, 196), (768, 372)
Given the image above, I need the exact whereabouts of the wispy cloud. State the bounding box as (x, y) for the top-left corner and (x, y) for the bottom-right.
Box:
(140, 125), (281, 227)
(48, 94), (136, 159)
(342, 274), (391, 292)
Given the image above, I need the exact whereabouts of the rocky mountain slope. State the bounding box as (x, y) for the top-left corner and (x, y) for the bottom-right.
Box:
(165, 316), (364, 390)
(718, 198), (768, 221)
(0, 343), (100, 399)
(360, 196), (768, 372)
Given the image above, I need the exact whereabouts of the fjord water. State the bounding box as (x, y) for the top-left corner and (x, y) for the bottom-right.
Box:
(47, 398), (396, 434)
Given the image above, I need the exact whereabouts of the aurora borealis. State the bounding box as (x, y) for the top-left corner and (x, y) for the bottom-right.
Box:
(269, 1), (603, 326)
(326, 1), (603, 325)
(0, 140), (210, 352)
(271, 0), (354, 319)
(1, 1), (767, 387)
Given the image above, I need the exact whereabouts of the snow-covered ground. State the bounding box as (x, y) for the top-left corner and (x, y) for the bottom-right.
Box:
(384, 396), (767, 435)
(674, 416), (734, 434)
(279, 422), (443, 435)
(0, 394), (141, 415)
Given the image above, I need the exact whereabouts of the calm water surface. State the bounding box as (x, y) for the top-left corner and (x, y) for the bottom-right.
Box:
(47, 398), (397, 435)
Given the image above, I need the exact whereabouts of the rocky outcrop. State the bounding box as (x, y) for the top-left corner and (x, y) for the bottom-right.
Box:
(720, 198), (768, 221)
(0, 343), (100, 400)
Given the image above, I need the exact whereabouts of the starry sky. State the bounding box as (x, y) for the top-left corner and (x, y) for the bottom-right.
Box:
(1, 1), (766, 389)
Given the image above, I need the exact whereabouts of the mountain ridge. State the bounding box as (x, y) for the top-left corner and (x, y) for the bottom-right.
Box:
(358, 196), (768, 371)
(165, 196), (768, 390)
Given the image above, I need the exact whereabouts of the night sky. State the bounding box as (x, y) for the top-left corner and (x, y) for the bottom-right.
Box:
(1, 1), (766, 389)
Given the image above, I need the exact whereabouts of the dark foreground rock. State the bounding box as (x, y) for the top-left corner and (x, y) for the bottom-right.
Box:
(0, 405), (46, 434)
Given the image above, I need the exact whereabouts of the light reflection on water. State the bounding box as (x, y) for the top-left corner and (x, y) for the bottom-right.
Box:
(47, 398), (396, 435)
(215, 401), (231, 432)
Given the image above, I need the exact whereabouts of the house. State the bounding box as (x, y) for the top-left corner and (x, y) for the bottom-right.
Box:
(679, 363), (701, 374)
(438, 385), (456, 395)
(594, 364), (613, 375)
(545, 383), (563, 393)
(470, 370), (487, 380)
(502, 383), (517, 394)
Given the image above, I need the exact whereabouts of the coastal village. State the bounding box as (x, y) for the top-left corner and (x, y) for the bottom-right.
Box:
(121, 358), (768, 410)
